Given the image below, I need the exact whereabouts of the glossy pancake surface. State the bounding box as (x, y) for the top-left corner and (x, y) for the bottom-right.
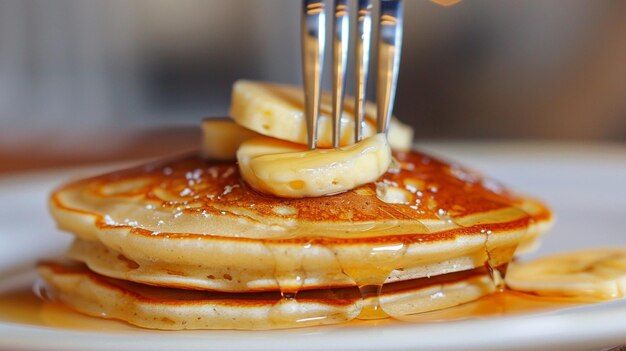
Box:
(49, 150), (552, 292)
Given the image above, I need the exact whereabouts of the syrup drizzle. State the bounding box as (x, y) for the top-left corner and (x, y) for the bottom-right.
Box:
(260, 197), (522, 325)
(43, 150), (554, 328)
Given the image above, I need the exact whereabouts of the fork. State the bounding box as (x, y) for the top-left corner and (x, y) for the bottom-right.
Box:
(301, 0), (404, 149)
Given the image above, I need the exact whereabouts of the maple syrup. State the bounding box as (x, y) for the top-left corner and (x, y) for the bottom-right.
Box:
(0, 269), (592, 331)
(0, 282), (135, 331)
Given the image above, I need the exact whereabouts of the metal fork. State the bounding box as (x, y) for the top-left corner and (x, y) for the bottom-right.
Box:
(301, 0), (404, 149)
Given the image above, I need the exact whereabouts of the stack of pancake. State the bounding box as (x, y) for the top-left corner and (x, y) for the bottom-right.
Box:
(39, 81), (552, 330)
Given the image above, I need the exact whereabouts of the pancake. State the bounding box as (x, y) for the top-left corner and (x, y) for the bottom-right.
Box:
(48, 150), (552, 295)
(38, 261), (495, 330)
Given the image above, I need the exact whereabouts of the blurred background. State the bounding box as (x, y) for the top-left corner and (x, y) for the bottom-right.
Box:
(1, 0), (625, 172)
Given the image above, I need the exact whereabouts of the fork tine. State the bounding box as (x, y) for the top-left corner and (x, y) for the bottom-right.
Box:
(301, 0), (326, 150)
(302, 0), (403, 148)
(331, 0), (350, 148)
(376, 0), (404, 134)
(354, 0), (373, 143)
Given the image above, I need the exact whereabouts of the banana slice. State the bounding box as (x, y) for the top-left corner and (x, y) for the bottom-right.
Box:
(506, 248), (626, 300)
(237, 134), (392, 198)
(201, 118), (258, 160)
(230, 80), (414, 151)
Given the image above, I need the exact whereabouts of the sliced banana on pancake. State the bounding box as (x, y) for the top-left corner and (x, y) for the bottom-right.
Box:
(237, 133), (392, 197)
(506, 248), (626, 300)
(201, 118), (258, 160)
(230, 80), (414, 151)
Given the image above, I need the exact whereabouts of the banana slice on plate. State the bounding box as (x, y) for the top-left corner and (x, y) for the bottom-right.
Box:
(506, 248), (626, 300)
(201, 118), (259, 160)
(230, 80), (414, 151)
(237, 133), (392, 198)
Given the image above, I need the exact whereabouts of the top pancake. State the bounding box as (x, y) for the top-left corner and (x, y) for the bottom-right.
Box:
(52, 150), (549, 238)
(50, 150), (552, 292)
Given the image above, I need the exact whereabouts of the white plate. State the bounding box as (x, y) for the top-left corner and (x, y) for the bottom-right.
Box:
(1, 142), (625, 351)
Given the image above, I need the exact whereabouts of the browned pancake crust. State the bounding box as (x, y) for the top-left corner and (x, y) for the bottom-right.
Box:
(51, 150), (551, 244)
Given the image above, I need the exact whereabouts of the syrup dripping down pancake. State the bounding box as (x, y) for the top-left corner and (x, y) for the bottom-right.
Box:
(48, 150), (552, 292)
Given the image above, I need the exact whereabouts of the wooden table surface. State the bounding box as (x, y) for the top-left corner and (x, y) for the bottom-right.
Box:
(0, 126), (202, 174)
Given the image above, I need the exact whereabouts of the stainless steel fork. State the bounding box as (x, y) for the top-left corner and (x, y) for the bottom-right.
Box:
(301, 0), (404, 149)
